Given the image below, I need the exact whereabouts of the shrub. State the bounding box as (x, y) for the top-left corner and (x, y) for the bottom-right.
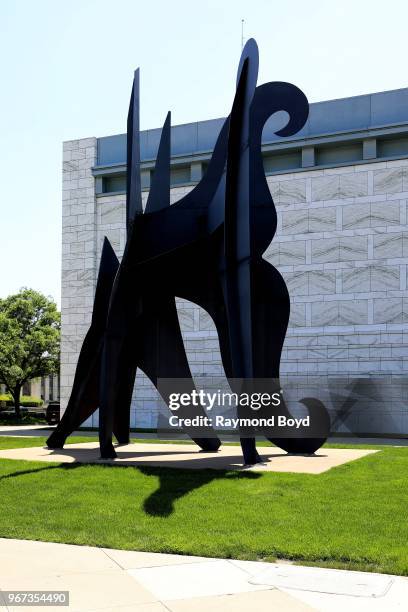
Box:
(0, 394), (43, 408)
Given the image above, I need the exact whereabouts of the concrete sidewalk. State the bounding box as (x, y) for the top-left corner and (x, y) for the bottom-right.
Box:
(0, 539), (407, 611)
(0, 442), (377, 474)
(0, 425), (56, 437)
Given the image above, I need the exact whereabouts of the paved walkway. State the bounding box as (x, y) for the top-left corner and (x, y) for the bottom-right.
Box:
(0, 425), (54, 436)
(0, 539), (406, 611)
(0, 442), (377, 473)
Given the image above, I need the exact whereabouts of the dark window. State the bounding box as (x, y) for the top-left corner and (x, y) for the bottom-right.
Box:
(170, 167), (190, 186)
(377, 137), (408, 158)
(263, 151), (302, 173)
(316, 143), (363, 166)
(102, 174), (126, 193)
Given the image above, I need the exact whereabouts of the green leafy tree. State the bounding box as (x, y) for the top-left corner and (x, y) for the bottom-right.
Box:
(0, 289), (60, 417)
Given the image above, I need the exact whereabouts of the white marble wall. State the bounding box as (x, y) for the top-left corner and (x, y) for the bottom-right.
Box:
(61, 149), (408, 429)
(264, 161), (408, 380)
(61, 138), (97, 417)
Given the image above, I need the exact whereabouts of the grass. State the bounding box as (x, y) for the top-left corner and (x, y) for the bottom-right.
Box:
(0, 435), (391, 451)
(0, 436), (407, 575)
(0, 436), (97, 450)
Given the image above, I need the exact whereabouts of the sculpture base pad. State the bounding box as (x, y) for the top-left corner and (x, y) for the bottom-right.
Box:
(0, 442), (377, 474)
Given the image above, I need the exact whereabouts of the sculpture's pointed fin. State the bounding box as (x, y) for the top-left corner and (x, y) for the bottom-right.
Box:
(92, 237), (120, 324)
(46, 236), (119, 449)
(126, 69), (143, 233)
(235, 38), (259, 98)
(145, 111), (171, 213)
(221, 41), (258, 379)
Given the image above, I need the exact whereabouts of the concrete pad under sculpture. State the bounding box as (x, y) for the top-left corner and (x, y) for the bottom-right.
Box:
(0, 442), (377, 474)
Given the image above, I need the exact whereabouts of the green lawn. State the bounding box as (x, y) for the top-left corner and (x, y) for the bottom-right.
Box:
(0, 436), (97, 449)
(0, 435), (385, 450)
(0, 436), (407, 575)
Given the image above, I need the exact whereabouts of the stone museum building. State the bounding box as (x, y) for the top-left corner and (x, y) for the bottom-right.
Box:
(61, 87), (408, 433)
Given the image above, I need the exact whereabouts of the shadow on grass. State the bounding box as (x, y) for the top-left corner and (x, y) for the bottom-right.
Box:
(0, 462), (85, 482)
(139, 466), (261, 517)
(0, 456), (263, 518)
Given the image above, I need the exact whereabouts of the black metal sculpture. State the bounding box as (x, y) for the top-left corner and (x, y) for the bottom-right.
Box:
(48, 38), (330, 464)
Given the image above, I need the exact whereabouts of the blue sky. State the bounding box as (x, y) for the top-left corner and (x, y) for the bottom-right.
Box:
(1, 0), (407, 307)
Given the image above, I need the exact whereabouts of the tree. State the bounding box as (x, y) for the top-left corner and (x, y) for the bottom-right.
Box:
(0, 289), (60, 417)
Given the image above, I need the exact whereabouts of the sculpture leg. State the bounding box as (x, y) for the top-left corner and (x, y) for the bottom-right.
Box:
(239, 438), (261, 465)
(187, 288), (261, 464)
(216, 258), (262, 464)
(112, 359), (137, 444)
(47, 237), (119, 450)
(47, 348), (100, 448)
(99, 330), (133, 459)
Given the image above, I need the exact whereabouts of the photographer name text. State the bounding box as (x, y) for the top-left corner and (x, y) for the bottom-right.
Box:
(168, 415), (310, 429)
